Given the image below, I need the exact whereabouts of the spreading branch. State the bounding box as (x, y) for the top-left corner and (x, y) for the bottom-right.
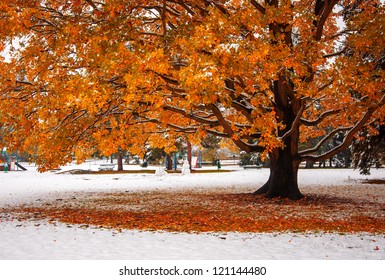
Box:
(250, 0), (266, 14)
(301, 94), (385, 162)
(300, 109), (341, 126)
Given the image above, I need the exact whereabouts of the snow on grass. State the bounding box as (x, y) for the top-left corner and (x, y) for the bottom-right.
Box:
(0, 220), (383, 260)
(1, 162), (385, 260)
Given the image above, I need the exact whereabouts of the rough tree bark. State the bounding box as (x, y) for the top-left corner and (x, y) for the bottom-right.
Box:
(187, 140), (192, 169)
(117, 151), (123, 171)
(254, 135), (303, 200)
(166, 154), (173, 170)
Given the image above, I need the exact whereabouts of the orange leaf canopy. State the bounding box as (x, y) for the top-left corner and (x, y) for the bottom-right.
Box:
(0, 0), (384, 173)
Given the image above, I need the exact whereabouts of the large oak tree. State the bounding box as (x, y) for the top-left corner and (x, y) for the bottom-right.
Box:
(1, 0), (384, 199)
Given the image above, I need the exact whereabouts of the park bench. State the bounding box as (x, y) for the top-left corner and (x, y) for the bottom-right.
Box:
(98, 163), (115, 171)
(243, 165), (262, 169)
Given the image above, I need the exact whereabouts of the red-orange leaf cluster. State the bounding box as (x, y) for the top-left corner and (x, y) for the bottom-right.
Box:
(1, 1), (384, 199)
(2, 186), (384, 234)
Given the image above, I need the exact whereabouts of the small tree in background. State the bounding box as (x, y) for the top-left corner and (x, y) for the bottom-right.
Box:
(239, 151), (263, 167)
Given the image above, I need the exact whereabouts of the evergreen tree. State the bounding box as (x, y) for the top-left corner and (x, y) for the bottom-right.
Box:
(352, 125), (385, 175)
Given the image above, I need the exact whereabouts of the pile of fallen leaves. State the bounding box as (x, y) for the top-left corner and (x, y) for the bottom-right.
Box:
(1, 183), (385, 234)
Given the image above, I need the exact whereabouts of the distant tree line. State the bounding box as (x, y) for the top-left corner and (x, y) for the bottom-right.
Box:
(239, 124), (385, 175)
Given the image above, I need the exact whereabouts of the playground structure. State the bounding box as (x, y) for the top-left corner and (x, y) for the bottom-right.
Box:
(1, 149), (27, 171)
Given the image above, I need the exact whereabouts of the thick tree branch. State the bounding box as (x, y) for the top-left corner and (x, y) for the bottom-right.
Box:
(204, 128), (229, 138)
(166, 123), (198, 133)
(48, 109), (87, 132)
(163, 104), (219, 125)
(140, 31), (164, 37)
(166, 84), (186, 95)
(224, 78), (254, 122)
(323, 47), (347, 59)
(318, 80), (334, 93)
(85, 0), (99, 11)
(178, 2), (196, 16)
(314, 0), (339, 41)
(209, 103), (258, 152)
(152, 70), (179, 85)
(327, 29), (355, 40)
(300, 108), (341, 126)
(161, 0), (167, 39)
(279, 103), (305, 141)
(299, 126), (353, 156)
(301, 94), (385, 162)
(212, 1), (230, 16)
(231, 100), (253, 122)
(250, 0), (266, 14)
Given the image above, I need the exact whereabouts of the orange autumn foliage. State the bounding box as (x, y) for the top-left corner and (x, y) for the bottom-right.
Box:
(0, 1), (384, 198)
(2, 186), (385, 233)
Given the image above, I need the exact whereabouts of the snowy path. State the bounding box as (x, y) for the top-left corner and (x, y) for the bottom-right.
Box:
(1, 163), (385, 260)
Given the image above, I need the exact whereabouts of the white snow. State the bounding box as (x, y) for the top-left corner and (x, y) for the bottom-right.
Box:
(1, 161), (385, 261)
(0, 220), (383, 260)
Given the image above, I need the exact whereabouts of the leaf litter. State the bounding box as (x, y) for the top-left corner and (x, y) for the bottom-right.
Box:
(1, 184), (384, 234)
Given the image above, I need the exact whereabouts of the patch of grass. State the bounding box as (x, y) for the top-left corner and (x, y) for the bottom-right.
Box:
(93, 170), (156, 174)
(59, 169), (233, 175)
(363, 179), (385, 185)
(190, 169), (233, 173)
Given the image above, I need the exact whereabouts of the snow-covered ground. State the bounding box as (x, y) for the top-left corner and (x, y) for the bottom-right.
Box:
(1, 220), (384, 260)
(1, 161), (385, 260)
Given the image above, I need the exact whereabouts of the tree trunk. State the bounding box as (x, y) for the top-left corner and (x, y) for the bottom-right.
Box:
(305, 160), (314, 168)
(166, 154), (173, 170)
(254, 118), (304, 202)
(187, 140), (192, 170)
(253, 77), (305, 200)
(254, 147), (303, 200)
(117, 152), (123, 171)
